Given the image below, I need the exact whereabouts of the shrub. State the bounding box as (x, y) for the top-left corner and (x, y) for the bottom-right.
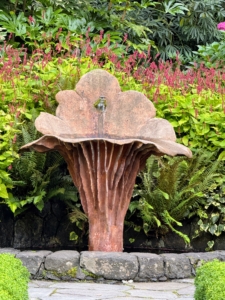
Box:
(0, 253), (29, 300)
(194, 259), (225, 300)
(193, 40), (225, 69)
(1, 0), (224, 60)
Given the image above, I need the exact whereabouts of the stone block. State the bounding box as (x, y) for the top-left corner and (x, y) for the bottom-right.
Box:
(185, 251), (225, 265)
(0, 247), (20, 256)
(16, 250), (52, 275)
(80, 251), (138, 280)
(214, 250), (225, 261)
(184, 251), (225, 275)
(160, 253), (192, 279)
(44, 250), (80, 275)
(131, 253), (164, 280)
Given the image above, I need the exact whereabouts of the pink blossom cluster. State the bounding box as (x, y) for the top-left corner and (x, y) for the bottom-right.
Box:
(217, 22), (225, 30)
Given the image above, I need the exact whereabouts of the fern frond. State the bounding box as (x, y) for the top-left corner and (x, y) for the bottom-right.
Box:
(45, 151), (64, 168)
(10, 122), (80, 214)
(21, 126), (33, 145)
(69, 207), (87, 223)
(60, 189), (78, 202)
(131, 150), (222, 243)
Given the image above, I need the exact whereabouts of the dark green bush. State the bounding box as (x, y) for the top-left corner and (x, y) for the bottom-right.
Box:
(0, 253), (29, 300)
(194, 259), (225, 300)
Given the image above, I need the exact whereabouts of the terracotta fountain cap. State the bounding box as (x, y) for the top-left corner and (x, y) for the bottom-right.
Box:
(21, 69), (192, 158)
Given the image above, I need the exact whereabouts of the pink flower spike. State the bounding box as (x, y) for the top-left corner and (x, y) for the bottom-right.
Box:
(217, 22), (225, 30)
(28, 15), (35, 24)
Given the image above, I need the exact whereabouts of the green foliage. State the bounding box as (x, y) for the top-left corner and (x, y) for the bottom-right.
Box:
(84, 0), (225, 60)
(179, 0), (225, 43)
(0, 110), (19, 199)
(0, 56), (91, 115)
(192, 34), (225, 68)
(0, 0), (89, 14)
(0, 53), (101, 208)
(0, 26), (6, 44)
(0, 2), (155, 54)
(131, 0), (225, 60)
(149, 84), (225, 156)
(0, 10), (27, 38)
(0, 253), (29, 300)
(1, 0), (224, 59)
(190, 181), (225, 250)
(68, 207), (88, 234)
(7, 122), (79, 215)
(128, 150), (221, 243)
(194, 260), (225, 300)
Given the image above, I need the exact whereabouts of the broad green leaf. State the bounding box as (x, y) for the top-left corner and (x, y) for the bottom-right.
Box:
(207, 240), (214, 249)
(209, 224), (217, 235)
(0, 183), (8, 198)
(182, 136), (189, 146)
(69, 231), (78, 241)
(211, 213), (219, 224)
(218, 150), (225, 160)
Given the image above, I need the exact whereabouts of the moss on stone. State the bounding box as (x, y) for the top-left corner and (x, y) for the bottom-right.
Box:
(46, 266), (78, 279)
(66, 267), (77, 278)
(82, 269), (99, 279)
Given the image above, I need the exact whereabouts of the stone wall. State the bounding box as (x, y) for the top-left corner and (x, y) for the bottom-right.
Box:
(0, 201), (87, 250)
(1, 248), (225, 282)
(1, 200), (225, 253)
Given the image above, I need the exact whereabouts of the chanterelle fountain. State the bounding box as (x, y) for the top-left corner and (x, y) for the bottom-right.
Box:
(21, 69), (192, 252)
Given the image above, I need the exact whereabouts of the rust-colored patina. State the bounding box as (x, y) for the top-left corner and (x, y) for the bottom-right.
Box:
(21, 69), (192, 252)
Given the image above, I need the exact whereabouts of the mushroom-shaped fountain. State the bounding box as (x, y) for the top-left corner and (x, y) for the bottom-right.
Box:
(21, 69), (192, 252)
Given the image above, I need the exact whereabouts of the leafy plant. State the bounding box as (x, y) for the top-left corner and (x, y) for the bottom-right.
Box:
(0, 10), (27, 42)
(128, 150), (221, 244)
(195, 259), (225, 300)
(0, 110), (19, 199)
(190, 181), (225, 250)
(0, 3), (155, 54)
(1, 0), (225, 60)
(145, 80), (225, 157)
(7, 122), (79, 215)
(0, 253), (29, 300)
(179, 0), (225, 43)
(0, 26), (6, 44)
(69, 208), (88, 235)
(0, 0), (96, 15)
(192, 33), (225, 68)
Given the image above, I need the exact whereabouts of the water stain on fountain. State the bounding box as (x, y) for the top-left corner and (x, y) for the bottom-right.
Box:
(20, 69), (192, 252)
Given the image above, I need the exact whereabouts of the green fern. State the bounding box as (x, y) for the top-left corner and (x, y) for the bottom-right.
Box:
(6, 121), (82, 217)
(128, 150), (221, 243)
(69, 208), (88, 230)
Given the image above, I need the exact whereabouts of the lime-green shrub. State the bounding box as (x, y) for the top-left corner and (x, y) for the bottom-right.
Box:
(194, 259), (225, 300)
(0, 253), (29, 300)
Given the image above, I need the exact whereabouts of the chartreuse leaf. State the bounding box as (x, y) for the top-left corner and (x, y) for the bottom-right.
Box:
(0, 183), (8, 198)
